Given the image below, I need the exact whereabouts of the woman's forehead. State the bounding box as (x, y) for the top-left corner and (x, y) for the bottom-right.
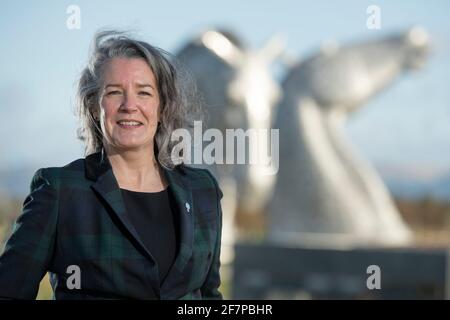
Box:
(102, 57), (156, 84)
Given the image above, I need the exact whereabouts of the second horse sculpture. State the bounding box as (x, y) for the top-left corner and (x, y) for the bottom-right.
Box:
(268, 27), (429, 246)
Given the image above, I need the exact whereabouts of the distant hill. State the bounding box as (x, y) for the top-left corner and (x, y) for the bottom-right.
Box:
(0, 166), (37, 199)
(376, 163), (450, 202)
(1, 163), (450, 202)
(430, 174), (450, 201)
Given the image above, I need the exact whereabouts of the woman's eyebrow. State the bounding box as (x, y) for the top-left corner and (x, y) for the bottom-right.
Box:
(104, 83), (155, 89)
(136, 83), (154, 89)
(105, 84), (122, 89)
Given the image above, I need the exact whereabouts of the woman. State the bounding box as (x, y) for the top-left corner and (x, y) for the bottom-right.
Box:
(0, 30), (223, 300)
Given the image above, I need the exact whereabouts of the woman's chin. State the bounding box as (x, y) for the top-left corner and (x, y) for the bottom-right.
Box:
(114, 141), (151, 151)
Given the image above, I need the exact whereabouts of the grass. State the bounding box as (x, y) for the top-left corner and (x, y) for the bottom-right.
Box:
(37, 274), (53, 300)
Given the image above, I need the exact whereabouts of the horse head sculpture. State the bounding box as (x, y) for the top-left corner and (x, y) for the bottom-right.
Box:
(177, 29), (285, 261)
(268, 27), (429, 246)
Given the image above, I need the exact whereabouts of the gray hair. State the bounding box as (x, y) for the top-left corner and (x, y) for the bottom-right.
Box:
(76, 30), (203, 169)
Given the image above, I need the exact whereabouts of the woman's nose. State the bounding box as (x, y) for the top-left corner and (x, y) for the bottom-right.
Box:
(119, 93), (138, 112)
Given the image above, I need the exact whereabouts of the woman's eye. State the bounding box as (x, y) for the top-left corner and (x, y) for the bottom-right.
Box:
(107, 91), (121, 95)
(139, 91), (152, 96)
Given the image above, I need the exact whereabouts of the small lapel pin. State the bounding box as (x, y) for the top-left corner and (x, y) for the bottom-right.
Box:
(185, 202), (191, 213)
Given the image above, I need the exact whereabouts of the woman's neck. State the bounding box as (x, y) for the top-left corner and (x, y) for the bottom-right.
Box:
(104, 144), (168, 192)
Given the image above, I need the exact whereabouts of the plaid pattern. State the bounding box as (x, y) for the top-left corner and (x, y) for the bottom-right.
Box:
(0, 151), (223, 300)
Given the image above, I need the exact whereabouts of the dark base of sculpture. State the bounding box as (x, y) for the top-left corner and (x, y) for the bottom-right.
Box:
(232, 243), (448, 299)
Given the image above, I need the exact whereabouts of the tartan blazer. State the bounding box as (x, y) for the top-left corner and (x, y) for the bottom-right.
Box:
(0, 151), (223, 300)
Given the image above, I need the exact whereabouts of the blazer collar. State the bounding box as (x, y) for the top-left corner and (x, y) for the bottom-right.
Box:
(84, 150), (194, 296)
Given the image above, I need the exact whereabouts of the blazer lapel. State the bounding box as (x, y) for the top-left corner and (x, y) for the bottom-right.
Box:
(160, 165), (194, 292)
(86, 151), (158, 261)
(85, 150), (195, 296)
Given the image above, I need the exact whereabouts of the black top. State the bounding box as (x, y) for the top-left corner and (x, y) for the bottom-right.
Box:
(120, 187), (179, 286)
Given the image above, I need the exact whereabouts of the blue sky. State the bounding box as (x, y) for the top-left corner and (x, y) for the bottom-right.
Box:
(0, 0), (449, 178)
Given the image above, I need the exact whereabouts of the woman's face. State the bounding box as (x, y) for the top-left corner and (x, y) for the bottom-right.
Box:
(98, 57), (160, 152)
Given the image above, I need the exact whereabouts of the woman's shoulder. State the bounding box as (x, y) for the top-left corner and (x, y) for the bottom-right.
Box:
(29, 157), (87, 190)
(178, 165), (223, 199)
(36, 157), (85, 176)
(178, 164), (216, 184)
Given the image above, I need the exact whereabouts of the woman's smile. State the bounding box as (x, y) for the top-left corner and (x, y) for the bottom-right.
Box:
(117, 119), (144, 129)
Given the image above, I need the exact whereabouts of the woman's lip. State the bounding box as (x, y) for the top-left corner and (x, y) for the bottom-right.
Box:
(116, 120), (143, 124)
(117, 123), (143, 129)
